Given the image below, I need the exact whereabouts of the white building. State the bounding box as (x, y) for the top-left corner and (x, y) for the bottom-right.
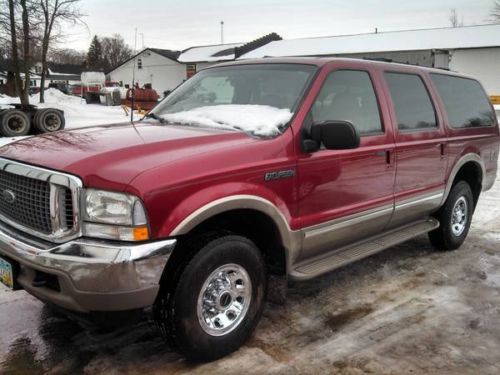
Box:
(107, 48), (184, 96)
(239, 24), (500, 99)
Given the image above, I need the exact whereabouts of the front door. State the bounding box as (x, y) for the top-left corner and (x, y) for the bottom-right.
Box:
(296, 64), (396, 261)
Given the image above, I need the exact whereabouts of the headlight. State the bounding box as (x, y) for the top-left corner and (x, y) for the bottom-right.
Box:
(82, 189), (149, 241)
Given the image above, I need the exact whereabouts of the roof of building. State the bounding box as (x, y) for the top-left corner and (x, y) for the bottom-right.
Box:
(47, 63), (83, 75)
(106, 48), (181, 74)
(148, 48), (181, 61)
(178, 43), (243, 63)
(239, 24), (500, 59)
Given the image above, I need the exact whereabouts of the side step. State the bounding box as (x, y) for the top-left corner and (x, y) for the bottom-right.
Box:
(290, 218), (439, 281)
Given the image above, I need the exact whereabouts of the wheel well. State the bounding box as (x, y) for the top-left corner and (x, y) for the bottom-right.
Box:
(452, 161), (482, 206)
(169, 209), (287, 277)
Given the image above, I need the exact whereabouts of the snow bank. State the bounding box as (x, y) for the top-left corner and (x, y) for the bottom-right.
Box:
(30, 88), (82, 105)
(160, 105), (293, 136)
(0, 89), (131, 137)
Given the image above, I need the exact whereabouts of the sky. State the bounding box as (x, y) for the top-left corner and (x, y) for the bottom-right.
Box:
(64, 0), (495, 52)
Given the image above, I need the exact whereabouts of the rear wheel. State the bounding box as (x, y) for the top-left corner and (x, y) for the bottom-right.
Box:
(34, 108), (65, 133)
(429, 181), (474, 250)
(0, 109), (31, 137)
(154, 234), (267, 361)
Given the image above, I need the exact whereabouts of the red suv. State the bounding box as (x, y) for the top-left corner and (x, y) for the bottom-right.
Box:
(0, 58), (498, 361)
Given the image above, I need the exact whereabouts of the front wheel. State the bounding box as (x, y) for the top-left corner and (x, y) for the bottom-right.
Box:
(154, 234), (267, 361)
(429, 181), (474, 250)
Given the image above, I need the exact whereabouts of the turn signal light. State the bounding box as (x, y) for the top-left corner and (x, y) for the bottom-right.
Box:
(133, 226), (149, 241)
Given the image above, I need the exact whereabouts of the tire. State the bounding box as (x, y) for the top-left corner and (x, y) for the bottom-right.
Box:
(428, 181), (474, 250)
(32, 109), (44, 133)
(0, 109), (31, 137)
(154, 234), (267, 361)
(34, 108), (65, 133)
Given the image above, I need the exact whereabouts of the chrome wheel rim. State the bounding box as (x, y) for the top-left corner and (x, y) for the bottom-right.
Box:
(197, 263), (252, 336)
(451, 196), (468, 236)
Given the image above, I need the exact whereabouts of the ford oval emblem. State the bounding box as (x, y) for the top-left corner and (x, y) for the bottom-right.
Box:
(2, 189), (16, 204)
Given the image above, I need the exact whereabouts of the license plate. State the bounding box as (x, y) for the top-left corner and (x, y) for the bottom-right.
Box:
(0, 257), (14, 289)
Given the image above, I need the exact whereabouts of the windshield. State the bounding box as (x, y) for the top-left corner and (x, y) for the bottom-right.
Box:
(149, 64), (317, 137)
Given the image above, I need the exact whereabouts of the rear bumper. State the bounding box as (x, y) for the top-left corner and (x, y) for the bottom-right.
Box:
(0, 221), (176, 313)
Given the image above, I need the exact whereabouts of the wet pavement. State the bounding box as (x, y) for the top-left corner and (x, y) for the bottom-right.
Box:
(1, 172), (499, 374)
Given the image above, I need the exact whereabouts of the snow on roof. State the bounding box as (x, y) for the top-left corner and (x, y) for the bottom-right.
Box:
(239, 24), (500, 59)
(178, 43), (243, 63)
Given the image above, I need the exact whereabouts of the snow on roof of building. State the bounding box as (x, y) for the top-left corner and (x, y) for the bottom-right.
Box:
(178, 43), (243, 63)
(239, 24), (500, 59)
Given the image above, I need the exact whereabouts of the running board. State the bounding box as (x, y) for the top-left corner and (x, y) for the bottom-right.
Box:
(290, 218), (439, 281)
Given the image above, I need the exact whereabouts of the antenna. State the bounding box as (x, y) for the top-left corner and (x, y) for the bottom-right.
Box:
(131, 27), (137, 123)
(220, 21), (224, 44)
(140, 32), (145, 49)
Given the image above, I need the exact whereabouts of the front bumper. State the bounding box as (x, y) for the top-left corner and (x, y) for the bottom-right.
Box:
(0, 221), (176, 313)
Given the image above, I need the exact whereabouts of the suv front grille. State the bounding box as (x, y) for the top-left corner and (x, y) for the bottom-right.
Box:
(0, 170), (52, 233)
(0, 159), (81, 242)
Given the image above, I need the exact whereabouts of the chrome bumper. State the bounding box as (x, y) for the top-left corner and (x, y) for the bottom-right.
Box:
(0, 221), (176, 312)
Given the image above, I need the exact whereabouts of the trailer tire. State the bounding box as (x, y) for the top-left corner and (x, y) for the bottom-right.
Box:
(35, 108), (65, 133)
(0, 109), (31, 137)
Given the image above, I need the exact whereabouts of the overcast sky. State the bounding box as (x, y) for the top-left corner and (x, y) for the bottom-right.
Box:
(64, 0), (495, 51)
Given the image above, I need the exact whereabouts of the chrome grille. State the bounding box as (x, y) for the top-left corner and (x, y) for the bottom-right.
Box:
(0, 170), (52, 233)
(0, 158), (82, 242)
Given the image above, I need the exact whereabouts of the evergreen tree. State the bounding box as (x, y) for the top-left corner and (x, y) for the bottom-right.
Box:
(86, 35), (103, 70)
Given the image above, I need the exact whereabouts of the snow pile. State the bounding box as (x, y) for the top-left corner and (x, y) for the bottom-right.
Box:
(30, 88), (81, 105)
(160, 105), (293, 136)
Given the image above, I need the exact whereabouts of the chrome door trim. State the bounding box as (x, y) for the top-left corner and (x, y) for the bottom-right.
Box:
(303, 204), (394, 239)
(395, 190), (444, 211)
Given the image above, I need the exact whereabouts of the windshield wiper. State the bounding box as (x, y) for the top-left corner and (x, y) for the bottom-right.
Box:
(143, 112), (166, 124)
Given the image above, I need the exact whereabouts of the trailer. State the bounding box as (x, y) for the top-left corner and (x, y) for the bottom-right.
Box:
(0, 104), (65, 137)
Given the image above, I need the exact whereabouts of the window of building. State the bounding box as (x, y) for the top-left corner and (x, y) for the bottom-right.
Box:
(430, 74), (495, 128)
(310, 70), (383, 135)
(384, 72), (437, 131)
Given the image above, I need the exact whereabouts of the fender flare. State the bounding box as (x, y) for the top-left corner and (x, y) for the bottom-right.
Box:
(441, 153), (485, 205)
(170, 194), (301, 267)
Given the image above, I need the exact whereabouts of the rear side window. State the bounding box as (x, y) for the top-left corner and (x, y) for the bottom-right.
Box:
(384, 72), (437, 131)
(311, 70), (383, 135)
(430, 74), (495, 128)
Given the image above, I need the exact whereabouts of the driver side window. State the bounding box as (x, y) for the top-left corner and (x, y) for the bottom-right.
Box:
(310, 70), (383, 136)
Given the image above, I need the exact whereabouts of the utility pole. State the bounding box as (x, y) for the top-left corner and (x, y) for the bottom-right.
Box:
(140, 33), (145, 49)
(220, 20), (224, 44)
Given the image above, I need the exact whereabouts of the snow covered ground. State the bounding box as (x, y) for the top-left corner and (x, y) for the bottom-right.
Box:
(0, 89), (131, 147)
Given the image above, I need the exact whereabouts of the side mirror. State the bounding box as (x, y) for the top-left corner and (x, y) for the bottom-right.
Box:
(305, 121), (360, 151)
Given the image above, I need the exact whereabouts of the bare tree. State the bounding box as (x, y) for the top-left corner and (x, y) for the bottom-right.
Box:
(49, 47), (85, 65)
(39, 0), (84, 103)
(7, 0), (24, 102)
(20, 0), (31, 105)
(491, 1), (500, 22)
(100, 34), (133, 72)
(449, 8), (464, 27)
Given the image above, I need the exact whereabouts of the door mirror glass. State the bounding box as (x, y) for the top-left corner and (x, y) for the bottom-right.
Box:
(308, 121), (360, 150)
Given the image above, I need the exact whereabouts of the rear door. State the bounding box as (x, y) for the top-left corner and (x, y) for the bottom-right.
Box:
(296, 63), (396, 260)
(381, 70), (448, 228)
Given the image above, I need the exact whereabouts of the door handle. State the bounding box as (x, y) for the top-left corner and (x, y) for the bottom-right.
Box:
(375, 150), (392, 165)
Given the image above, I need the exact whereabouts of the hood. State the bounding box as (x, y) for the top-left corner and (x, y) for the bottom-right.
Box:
(0, 122), (255, 190)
